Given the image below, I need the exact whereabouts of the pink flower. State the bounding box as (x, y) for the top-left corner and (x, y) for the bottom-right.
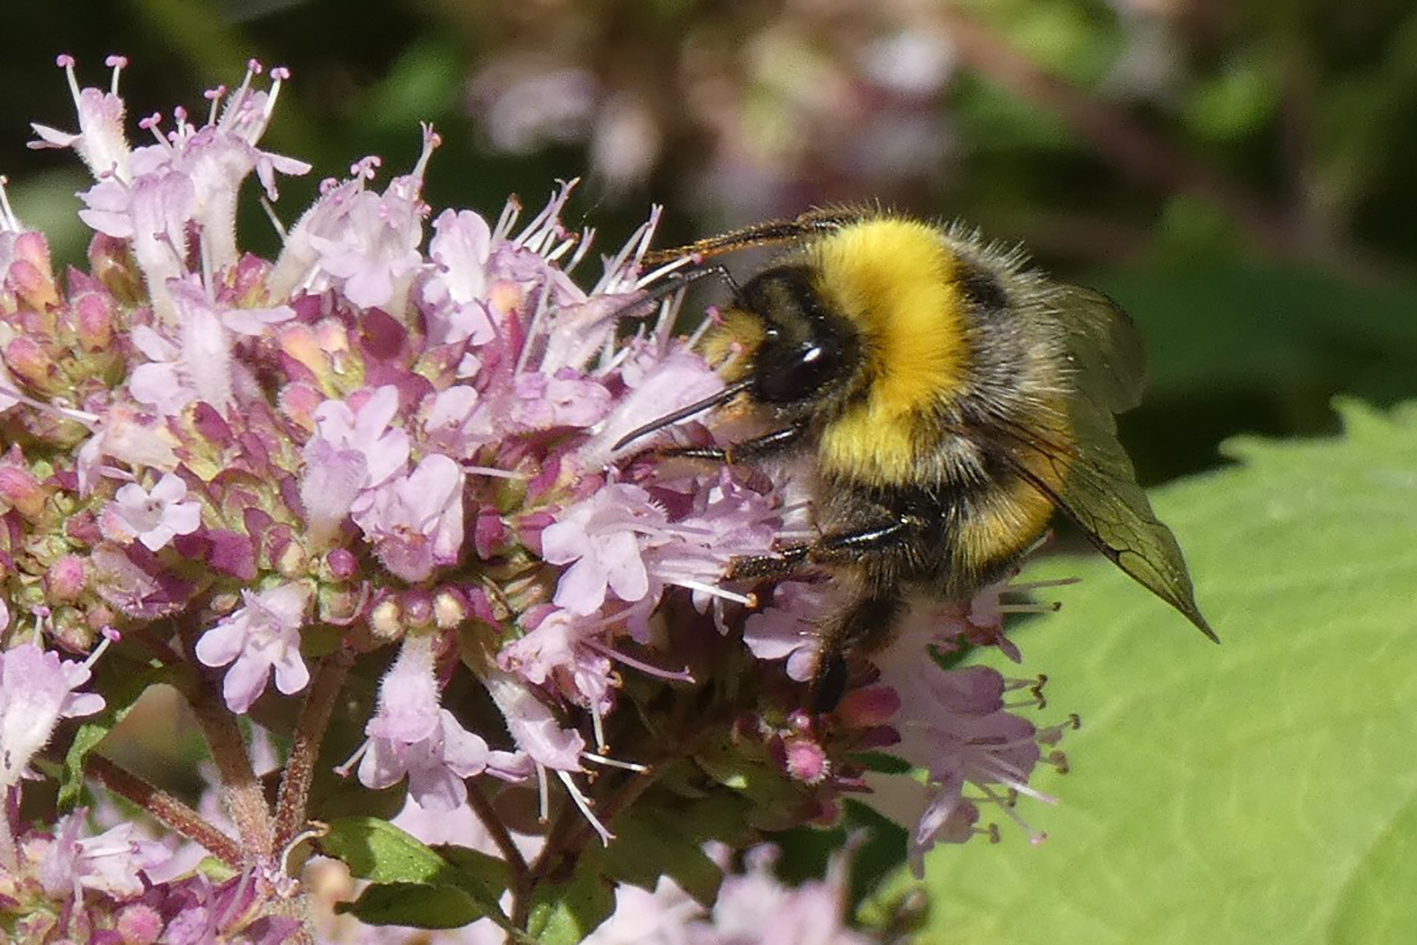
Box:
(38, 810), (172, 901)
(350, 634), (529, 810)
(497, 607), (616, 714)
(541, 484), (663, 615)
(700, 844), (872, 945)
(194, 583), (311, 713)
(422, 208), (498, 348)
(742, 580), (840, 682)
(305, 126), (438, 312)
(354, 453), (466, 582)
(300, 385), (411, 543)
(0, 641), (107, 789)
(29, 55), (133, 180)
(102, 472), (203, 551)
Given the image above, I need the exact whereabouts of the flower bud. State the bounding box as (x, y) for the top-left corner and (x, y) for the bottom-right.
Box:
(73, 291), (115, 351)
(434, 589), (467, 629)
(0, 463), (46, 519)
(4, 335), (54, 387)
(45, 554), (87, 602)
(370, 599), (402, 640)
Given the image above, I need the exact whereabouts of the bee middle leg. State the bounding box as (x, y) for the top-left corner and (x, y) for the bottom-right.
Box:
(662, 422), (807, 464)
(728, 517), (916, 579)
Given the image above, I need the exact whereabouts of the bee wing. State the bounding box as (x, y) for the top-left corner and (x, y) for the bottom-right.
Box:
(1049, 286), (1147, 413)
(992, 287), (1216, 639)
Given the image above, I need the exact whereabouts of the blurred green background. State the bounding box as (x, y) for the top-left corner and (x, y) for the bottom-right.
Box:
(7, 1), (1415, 942)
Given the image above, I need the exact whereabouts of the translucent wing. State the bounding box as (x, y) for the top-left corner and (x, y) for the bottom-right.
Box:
(996, 287), (1217, 640)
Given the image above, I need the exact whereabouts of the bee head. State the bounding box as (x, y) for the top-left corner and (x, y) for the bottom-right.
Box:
(720, 266), (860, 407)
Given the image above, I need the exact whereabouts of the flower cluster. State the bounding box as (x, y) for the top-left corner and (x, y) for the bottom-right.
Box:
(0, 57), (1070, 941)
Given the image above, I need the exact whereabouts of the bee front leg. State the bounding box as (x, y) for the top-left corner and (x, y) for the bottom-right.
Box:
(663, 423), (807, 464)
(728, 516), (916, 579)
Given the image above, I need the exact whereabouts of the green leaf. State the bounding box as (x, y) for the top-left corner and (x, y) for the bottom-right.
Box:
(338, 882), (495, 930)
(526, 848), (615, 945)
(319, 816), (452, 884)
(900, 400), (1417, 944)
(319, 817), (513, 931)
(59, 660), (172, 808)
(604, 801), (736, 905)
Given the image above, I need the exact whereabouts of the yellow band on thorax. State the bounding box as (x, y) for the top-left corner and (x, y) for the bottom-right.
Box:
(811, 218), (970, 483)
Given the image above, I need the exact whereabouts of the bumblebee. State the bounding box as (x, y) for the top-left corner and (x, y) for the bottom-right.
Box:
(616, 208), (1216, 709)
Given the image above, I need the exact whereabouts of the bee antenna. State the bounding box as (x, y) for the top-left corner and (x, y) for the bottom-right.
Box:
(611, 378), (753, 451)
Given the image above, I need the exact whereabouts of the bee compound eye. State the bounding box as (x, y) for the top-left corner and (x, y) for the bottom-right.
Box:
(754, 340), (842, 403)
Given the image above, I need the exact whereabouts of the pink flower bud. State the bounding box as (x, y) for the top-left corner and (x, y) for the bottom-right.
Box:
(87, 233), (144, 305)
(6, 258), (59, 313)
(0, 464), (46, 519)
(73, 291), (114, 350)
(4, 335), (54, 386)
(45, 555), (87, 602)
(325, 547), (358, 580)
(116, 903), (164, 944)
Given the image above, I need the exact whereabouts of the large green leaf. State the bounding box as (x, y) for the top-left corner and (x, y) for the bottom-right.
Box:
(901, 400), (1417, 944)
(320, 817), (513, 932)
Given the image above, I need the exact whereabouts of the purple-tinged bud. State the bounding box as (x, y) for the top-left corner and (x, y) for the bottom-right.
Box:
(6, 259), (59, 315)
(73, 290), (114, 350)
(837, 685), (901, 727)
(0, 463), (46, 519)
(4, 335), (55, 386)
(45, 554), (87, 601)
(274, 535), (305, 578)
(5, 232), (60, 312)
(370, 599), (402, 640)
(116, 902), (164, 944)
(780, 735), (830, 785)
(88, 232), (145, 305)
(325, 547), (358, 580)
(434, 589), (467, 628)
(402, 590), (433, 630)
(473, 506), (507, 559)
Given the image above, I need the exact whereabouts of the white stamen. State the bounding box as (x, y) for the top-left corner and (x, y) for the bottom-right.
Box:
(462, 465), (529, 480)
(675, 578), (755, 607)
(556, 770), (613, 845)
(582, 751), (648, 773)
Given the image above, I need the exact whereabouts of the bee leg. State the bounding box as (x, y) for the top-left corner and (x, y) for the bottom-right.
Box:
(663, 423), (807, 464)
(811, 588), (907, 713)
(728, 516), (915, 579)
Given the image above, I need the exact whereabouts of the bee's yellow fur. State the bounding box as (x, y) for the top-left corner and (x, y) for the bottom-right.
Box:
(811, 219), (969, 484)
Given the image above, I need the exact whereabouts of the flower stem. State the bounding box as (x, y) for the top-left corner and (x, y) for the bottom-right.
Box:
(87, 754), (243, 866)
(185, 674), (275, 858)
(274, 646), (353, 852)
(466, 777), (529, 893)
